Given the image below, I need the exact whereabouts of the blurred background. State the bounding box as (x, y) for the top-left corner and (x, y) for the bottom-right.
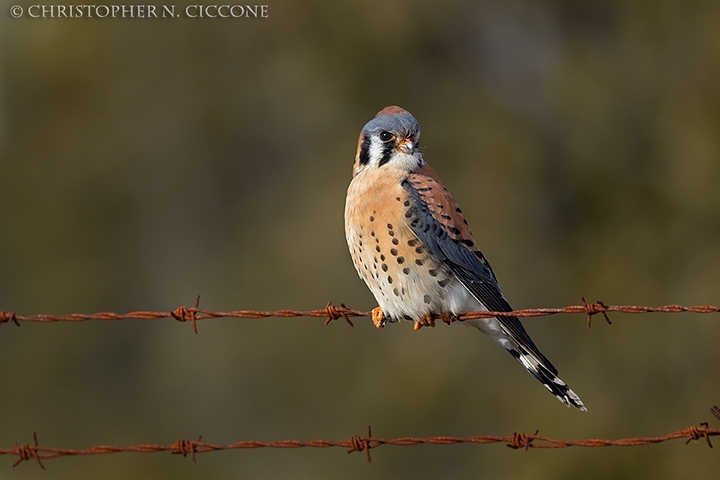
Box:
(1, 0), (720, 478)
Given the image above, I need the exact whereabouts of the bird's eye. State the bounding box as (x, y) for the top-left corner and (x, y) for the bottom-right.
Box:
(379, 131), (394, 142)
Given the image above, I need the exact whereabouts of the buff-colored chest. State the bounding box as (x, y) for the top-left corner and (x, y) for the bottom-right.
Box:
(344, 168), (477, 321)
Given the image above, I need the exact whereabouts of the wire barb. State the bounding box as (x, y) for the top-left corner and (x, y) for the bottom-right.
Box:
(440, 312), (458, 325)
(12, 433), (44, 470)
(346, 426), (375, 463)
(685, 424), (713, 448)
(173, 436), (203, 463)
(171, 296), (201, 334)
(582, 297), (612, 328)
(507, 429), (539, 451)
(0, 311), (20, 328)
(324, 302), (354, 328)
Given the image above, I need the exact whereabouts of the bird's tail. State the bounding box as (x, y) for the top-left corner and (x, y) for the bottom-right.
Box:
(506, 342), (587, 411)
(468, 318), (587, 411)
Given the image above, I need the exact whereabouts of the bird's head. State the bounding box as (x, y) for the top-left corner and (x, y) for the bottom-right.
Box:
(352, 106), (423, 177)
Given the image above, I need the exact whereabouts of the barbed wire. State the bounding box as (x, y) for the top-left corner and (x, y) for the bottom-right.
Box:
(1, 303), (718, 469)
(4, 406), (720, 468)
(1, 298), (719, 333)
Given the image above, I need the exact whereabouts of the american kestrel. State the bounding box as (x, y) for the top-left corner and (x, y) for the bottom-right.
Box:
(344, 106), (586, 411)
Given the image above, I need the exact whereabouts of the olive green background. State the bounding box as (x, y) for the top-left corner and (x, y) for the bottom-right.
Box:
(1, 0), (720, 478)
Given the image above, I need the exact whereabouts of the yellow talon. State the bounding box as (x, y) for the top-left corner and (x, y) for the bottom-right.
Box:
(413, 313), (435, 330)
(371, 307), (386, 329)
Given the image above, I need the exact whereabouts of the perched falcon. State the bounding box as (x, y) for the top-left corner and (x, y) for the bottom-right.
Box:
(344, 106), (586, 411)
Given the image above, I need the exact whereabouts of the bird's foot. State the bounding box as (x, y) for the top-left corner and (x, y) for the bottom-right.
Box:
(413, 313), (436, 331)
(371, 307), (386, 329)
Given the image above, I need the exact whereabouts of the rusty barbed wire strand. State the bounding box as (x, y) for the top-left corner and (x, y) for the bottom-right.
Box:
(1, 297), (720, 333)
(3, 407), (720, 468)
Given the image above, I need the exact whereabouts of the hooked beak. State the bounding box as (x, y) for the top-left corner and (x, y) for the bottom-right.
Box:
(398, 139), (415, 155)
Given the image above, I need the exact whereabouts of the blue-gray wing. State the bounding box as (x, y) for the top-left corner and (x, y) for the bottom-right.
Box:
(402, 169), (557, 373)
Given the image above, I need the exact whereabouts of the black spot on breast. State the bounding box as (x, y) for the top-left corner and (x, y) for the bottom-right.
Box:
(387, 223), (393, 229)
(390, 248), (398, 256)
(405, 210), (413, 218)
(393, 288), (400, 296)
(403, 200), (410, 207)
(460, 239), (475, 247)
(455, 207), (462, 213)
(375, 245), (381, 252)
(388, 230), (395, 237)
(438, 278), (451, 287)
(397, 257), (405, 264)
(407, 239), (418, 247)
(415, 246), (424, 254)
(423, 295), (432, 304)
(395, 197), (401, 201)
(402, 267), (410, 275)
(387, 276), (393, 284)
(415, 259), (424, 266)
(381, 264), (388, 272)
(369, 216), (374, 222)
(370, 231), (375, 237)
(428, 268), (438, 277)
(380, 254), (385, 261)
(358, 240), (363, 246)
(410, 219), (420, 227)
(392, 238), (399, 245)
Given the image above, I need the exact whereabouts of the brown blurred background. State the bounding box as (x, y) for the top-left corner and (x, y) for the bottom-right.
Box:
(1, 0), (720, 478)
